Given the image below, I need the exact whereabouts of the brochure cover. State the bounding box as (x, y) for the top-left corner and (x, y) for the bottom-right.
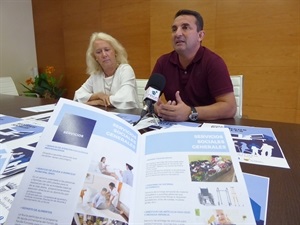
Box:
(0, 120), (44, 144)
(0, 114), (22, 125)
(0, 119), (46, 180)
(0, 172), (24, 224)
(6, 98), (256, 225)
(22, 112), (53, 123)
(244, 173), (270, 225)
(201, 123), (289, 168)
(0, 144), (12, 175)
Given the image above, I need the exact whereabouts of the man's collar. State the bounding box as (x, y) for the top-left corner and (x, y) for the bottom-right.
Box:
(169, 46), (204, 66)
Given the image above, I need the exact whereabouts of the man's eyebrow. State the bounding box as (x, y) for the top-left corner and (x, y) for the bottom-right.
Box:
(181, 22), (191, 27)
(171, 22), (190, 28)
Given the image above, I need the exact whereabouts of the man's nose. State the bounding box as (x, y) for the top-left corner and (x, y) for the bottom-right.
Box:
(177, 27), (184, 35)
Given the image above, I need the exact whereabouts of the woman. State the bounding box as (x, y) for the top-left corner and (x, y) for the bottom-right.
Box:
(120, 163), (134, 186)
(74, 32), (140, 109)
(99, 157), (118, 180)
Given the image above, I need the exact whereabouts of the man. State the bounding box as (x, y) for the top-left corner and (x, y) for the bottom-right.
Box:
(107, 182), (123, 215)
(92, 187), (108, 210)
(152, 9), (237, 122)
(92, 186), (123, 214)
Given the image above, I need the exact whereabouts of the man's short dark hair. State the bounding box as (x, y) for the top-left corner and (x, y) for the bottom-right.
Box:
(175, 9), (204, 31)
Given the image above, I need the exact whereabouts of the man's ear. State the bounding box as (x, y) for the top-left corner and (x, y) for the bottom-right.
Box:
(199, 30), (205, 41)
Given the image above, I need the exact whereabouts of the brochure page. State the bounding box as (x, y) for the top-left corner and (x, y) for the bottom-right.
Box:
(0, 172), (24, 224)
(0, 120), (46, 179)
(5, 99), (256, 225)
(6, 98), (141, 225)
(243, 173), (269, 225)
(132, 127), (256, 225)
(0, 114), (22, 125)
(201, 123), (289, 168)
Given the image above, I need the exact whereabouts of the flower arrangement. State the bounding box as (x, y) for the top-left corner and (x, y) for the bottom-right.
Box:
(22, 66), (66, 99)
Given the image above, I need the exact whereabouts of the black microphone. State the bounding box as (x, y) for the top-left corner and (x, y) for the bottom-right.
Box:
(140, 73), (166, 118)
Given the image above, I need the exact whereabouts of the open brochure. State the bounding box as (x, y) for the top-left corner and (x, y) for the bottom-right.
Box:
(0, 119), (46, 180)
(0, 114), (22, 125)
(6, 98), (256, 225)
(201, 123), (289, 169)
(0, 172), (24, 223)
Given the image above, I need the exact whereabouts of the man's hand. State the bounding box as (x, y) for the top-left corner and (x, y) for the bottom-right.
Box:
(156, 91), (190, 121)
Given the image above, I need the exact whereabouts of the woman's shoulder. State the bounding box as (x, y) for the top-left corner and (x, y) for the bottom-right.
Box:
(89, 71), (104, 78)
(116, 64), (135, 76)
(118, 63), (134, 70)
(90, 71), (104, 76)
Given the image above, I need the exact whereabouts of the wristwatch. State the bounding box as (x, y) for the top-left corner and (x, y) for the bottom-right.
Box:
(189, 106), (198, 121)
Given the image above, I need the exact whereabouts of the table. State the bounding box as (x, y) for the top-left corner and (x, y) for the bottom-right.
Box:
(0, 94), (57, 117)
(1, 94), (299, 225)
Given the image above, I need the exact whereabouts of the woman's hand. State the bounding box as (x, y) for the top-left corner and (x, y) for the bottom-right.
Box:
(87, 92), (111, 107)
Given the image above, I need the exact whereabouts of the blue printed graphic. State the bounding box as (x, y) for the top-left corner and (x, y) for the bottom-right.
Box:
(145, 131), (230, 155)
(52, 113), (96, 148)
(53, 105), (138, 152)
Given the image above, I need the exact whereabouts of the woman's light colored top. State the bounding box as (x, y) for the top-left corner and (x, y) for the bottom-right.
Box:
(74, 64), (140, 109)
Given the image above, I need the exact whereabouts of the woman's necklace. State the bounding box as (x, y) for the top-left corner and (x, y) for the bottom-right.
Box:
(102, 64), (119, 95)
(103, 75), (115, 95)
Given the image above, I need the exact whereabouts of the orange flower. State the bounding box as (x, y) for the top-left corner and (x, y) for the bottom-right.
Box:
(45, 66), (55, 75)
(25, 77), (34, 85)
(21, 65), (66, 99)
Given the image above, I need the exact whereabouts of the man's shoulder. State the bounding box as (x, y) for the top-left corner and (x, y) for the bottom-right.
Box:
(201, 46), (224, 60)
(157, 50), (176, 62)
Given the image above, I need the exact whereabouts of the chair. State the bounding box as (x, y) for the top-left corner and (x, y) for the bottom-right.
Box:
(230, 75), (243, 118)
(0, 76), (19, 96)
(198, 188), (215, 205)
(136, 79), (148, 108)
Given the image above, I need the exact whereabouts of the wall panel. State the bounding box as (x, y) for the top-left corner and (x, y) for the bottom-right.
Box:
(297, 87), (300, 123)
(98, 0), (150, 79)
(32, 0), (66, 93)
(215, 0), (299, 122)
(62, 0), (100, 98)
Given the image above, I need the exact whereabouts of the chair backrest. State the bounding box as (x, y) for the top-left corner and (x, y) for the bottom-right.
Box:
(200, 188), (209, 196)
(230, 75), (243, 118)
(136, 79), (148, 108)
(0, 76), (19, 96)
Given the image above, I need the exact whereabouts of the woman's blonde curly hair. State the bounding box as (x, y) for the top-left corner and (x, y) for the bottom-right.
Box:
(86, 32), (128, 74)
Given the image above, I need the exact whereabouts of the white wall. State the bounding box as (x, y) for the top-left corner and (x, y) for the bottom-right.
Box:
(0, 0), (37, 94)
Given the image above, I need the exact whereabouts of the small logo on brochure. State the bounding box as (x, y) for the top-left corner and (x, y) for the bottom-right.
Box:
(52, 113), (96, 148)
